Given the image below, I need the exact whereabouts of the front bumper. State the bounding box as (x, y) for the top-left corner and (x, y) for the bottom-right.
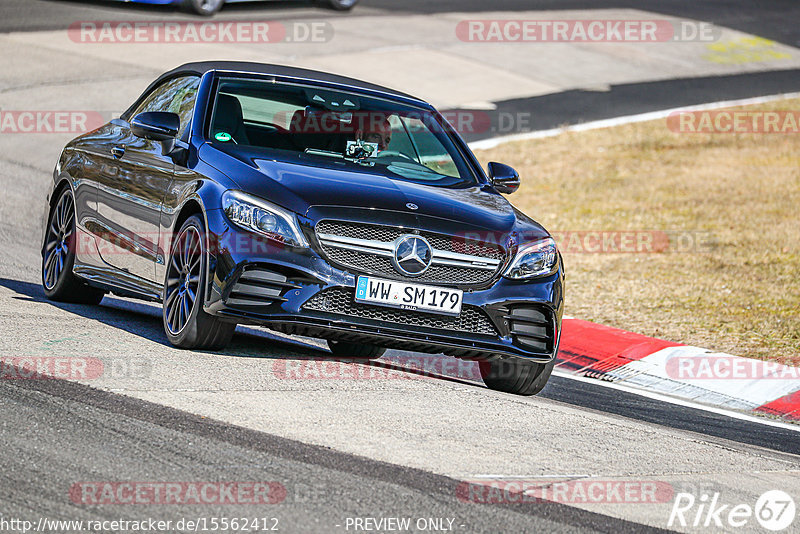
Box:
(203, 209), (564, 363)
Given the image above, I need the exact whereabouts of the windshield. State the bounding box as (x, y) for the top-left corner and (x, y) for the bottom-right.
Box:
(208, 77), (477, 187)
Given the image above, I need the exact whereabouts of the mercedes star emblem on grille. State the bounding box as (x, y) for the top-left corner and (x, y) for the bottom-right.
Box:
(392, 235), (432, 276)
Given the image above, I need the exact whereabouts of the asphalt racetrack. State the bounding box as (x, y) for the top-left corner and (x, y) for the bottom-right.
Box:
(1, 1), (799, 532)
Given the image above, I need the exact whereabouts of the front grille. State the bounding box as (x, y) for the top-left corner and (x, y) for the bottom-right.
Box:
(317, 221), (401, 243)
(315, 220), (506, 287)
(303, 287), (498, 336)
(321, 247), (493, 285)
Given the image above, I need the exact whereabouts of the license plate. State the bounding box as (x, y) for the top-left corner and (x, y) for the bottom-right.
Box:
(355, 276), (463, 316)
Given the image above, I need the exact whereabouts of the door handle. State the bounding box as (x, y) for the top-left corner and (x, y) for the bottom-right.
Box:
(111, 145), (125, 159)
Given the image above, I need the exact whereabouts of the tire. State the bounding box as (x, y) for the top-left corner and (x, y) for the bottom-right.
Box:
(163, 215), (235, 350)
(326, 0), (359, 11)
(327, 340), (385, 360)
(479, 358), (555, 396)
(184, 0), (224, 16)
(42, 188), (105, 305)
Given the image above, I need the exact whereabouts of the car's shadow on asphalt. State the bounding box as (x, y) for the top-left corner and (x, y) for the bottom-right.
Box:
(0, 277), (484, 388)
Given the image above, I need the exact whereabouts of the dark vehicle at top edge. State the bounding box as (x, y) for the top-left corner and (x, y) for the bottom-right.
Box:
(108, 0), (358, 17)
(41, 61), (564, 396)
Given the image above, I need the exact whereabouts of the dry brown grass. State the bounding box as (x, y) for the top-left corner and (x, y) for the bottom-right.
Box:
(474, 98), (800, 364)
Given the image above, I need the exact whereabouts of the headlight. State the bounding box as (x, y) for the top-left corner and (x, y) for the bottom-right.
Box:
(222, 190), (309, 248)
(503, 237), (558, 279)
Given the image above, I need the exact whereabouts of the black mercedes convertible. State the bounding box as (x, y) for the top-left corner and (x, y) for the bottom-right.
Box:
(41, 61), (564, 395)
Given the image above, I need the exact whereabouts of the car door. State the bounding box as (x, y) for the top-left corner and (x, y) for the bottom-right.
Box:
(94, 76), (200, 283)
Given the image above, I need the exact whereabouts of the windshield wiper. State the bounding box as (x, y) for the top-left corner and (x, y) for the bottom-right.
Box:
(304, 148), (343, 159)
(303, 148), (375, 167)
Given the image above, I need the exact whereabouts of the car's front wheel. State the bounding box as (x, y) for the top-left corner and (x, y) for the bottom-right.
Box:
(163, 215), (235, 350)
(184, 0), (224, 16)
(479, 358), (555, 396)
(42, 188), (105, 304)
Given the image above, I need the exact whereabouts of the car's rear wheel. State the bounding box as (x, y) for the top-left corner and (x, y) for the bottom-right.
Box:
(326, 0), (359, 11)
(184, 0), (224, 16)
(479, 358), (555, 396)
(163, 215), (235, 350)
(42, 188), (105, 304)
(327, 340), (385, 360)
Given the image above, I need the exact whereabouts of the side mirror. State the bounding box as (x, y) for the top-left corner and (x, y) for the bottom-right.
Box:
(130, 112), (179, 142)
(487, 162), (520, 194)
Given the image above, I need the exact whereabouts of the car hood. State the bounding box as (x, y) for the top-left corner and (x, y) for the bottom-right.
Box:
(201, 144), (548, 240)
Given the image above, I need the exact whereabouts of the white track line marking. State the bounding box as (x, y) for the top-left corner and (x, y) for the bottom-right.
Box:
(553, 370), (800, 432)
(469, 91), (800, 150)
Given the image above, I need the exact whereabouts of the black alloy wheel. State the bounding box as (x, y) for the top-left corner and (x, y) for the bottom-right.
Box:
(42, 188), (105, 304)
(163, 215), (235, 349)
